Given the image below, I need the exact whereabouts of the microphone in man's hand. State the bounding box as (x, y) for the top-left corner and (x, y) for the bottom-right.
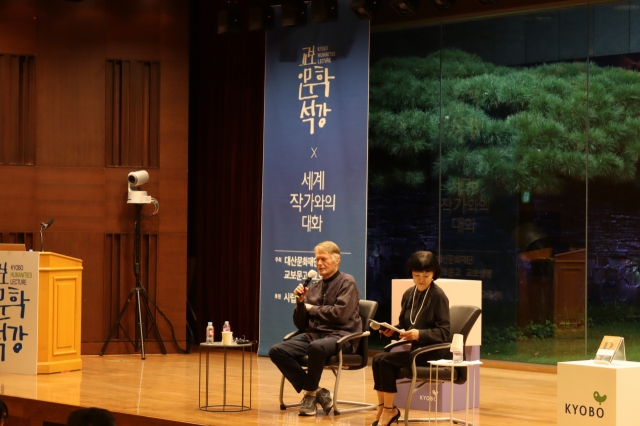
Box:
(302, 270), (317, 287)
(296, 270), (318, 300)
(41, 218), (54, 229)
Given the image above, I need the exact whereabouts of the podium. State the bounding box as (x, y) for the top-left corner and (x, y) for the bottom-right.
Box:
(37, 252), (83, 374)
(0, 251), (82, 375)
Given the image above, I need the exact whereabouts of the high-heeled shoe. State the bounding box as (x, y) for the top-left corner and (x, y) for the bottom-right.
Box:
(380, 406), (401, 426)
(371, 403), (384, 426)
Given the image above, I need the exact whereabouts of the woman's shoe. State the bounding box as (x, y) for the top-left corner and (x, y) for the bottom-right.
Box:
(380, 406), (401, 426)
(371, 403), (384, 426)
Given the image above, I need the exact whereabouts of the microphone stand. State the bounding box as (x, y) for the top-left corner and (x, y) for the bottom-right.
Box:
(40, 218), (54, 251)
(99, 204), (167, 359)
(40, 225), (45, 252)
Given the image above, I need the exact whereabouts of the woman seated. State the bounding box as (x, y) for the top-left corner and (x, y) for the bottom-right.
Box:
(371, 251), (451, 426)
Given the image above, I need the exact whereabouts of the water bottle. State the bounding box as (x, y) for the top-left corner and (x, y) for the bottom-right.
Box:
(223, 321), (231, 332)
(451, 333), (464, 363)
(206, 322), (214, 344)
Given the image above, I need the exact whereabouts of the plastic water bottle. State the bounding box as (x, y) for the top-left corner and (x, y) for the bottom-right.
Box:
(206, 322), (214, 344)
(452, 350), (463, 364)
(223, 321), (231, 332)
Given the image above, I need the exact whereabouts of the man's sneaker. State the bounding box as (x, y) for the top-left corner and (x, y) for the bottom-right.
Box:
(316, 387), (333, 414)
(298, 394), (317, 416)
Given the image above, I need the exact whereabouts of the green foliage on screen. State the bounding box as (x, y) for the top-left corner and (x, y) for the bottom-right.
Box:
(369, 49), (640, 198)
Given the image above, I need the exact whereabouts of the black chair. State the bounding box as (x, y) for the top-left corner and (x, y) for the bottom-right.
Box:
(278, 299), (378, 414)
(385, 305), (482, 426)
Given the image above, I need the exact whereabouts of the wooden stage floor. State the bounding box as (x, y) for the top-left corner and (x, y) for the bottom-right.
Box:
(1, 350), (557, 426)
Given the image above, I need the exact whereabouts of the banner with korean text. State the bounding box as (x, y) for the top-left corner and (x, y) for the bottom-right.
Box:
(258, 2), (369, 355)
(0, 250), (39, 374)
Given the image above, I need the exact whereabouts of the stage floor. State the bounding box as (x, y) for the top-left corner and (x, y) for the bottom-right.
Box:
(0, 350), (557, 425)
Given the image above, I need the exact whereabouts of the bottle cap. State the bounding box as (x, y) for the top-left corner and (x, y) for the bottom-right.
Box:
(208, 322), (212, 325)
(450, 333), (464, 352)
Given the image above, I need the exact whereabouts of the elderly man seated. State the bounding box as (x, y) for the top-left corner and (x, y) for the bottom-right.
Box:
(268, 241), (362, 416)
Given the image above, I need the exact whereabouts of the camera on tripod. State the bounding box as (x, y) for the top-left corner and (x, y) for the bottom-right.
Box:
(100, 170), (169, 359)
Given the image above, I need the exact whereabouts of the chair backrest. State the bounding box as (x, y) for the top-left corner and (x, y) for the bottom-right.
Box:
(354, 299), (378, 360)
(449, 305), (482, 384)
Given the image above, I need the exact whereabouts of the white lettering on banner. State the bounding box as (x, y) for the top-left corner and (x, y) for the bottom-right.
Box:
(283, 256), (316, 267)
(289, 193), (336, 212)
(273, 293), (298, 304)
(301, 171), (324, 190)
(289, 171), (337, 232)
(301, 215), (323, 232)
(283, 269), (317, 280)
(298, 45), (336, 134)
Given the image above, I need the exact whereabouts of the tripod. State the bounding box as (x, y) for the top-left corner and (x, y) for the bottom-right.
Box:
(100, 204), (167, 359)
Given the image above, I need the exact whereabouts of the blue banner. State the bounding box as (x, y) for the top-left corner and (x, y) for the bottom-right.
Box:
(258, 2), (369, 356)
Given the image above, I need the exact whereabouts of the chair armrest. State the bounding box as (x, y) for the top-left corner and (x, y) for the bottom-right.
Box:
(283, 330), (304, 341)
(335, 331), (370, 352)
(408, 342), (451, 363)
(384, 340), (411, 352)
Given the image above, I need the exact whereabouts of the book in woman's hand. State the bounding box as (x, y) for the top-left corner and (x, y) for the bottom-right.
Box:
(369, 320), (404, 334)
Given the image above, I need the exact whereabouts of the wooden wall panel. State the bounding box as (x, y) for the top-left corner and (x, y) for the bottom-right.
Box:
(160, 0), (190, 61)
(36, 0), (105, 58)
(0, 0), (188, 354)
(159, 61), (189, 169)
(37, 56), (105, 167)
(105, 60), (160, 167)
(0, 54), (36, 166)
(103, 233), (126, 339)
(35, 168), (105, 232)
(0, 166), (35, 230)
(0, 1), (37, 54)
(156, 232), (187, 342)
(45, 232), (104, 343)
(106, 1), (161, 60)
(104, 168), (160, 233)
(159, 169), (187, 234)
(0, 232), (34, 250)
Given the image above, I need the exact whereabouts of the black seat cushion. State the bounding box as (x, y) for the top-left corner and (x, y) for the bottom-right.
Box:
(396, 365), (457, 382)
(297, 354), (364, 368)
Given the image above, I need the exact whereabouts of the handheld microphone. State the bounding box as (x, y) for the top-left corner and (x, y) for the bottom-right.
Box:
(302, 270), (317, 287)
(41, 218), (54, 229)
(296, 270), (318, 300)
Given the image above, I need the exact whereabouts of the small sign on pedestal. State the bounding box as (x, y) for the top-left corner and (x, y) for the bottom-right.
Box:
(594, 336), (625, 365)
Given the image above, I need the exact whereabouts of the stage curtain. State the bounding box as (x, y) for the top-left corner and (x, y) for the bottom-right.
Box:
(189, 0), (266, 345)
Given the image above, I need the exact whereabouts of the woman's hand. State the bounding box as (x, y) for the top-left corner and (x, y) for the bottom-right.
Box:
(379, 328), (395, 338)
(399, 329), (420, 341)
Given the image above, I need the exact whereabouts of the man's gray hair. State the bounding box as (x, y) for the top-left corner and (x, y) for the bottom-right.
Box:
(314, 241), (341, 261)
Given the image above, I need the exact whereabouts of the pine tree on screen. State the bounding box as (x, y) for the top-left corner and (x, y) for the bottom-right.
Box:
(369, 49), (640, 199)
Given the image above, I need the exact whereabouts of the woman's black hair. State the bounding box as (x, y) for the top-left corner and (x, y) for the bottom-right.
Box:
(406, 251), (441, 280)
(0, 398), (7, 420)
